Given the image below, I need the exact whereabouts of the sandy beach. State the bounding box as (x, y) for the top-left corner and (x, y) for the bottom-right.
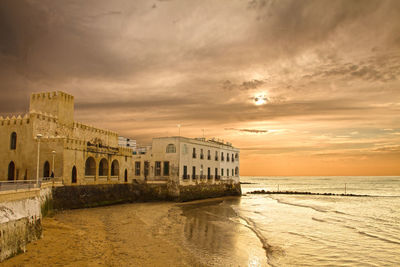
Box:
(2, 197), (268, 267)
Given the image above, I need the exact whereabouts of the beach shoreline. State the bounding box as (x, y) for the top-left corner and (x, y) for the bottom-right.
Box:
(2, 197), (269, 267)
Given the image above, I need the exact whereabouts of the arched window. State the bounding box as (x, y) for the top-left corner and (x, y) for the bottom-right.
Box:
(43, 161), (50, 178)
(8, 161), (15, 180)
(111, 160), (119, 177)
(10, 132), (17, 150)
(99, 158), (108, 176)
(85, 157), (96, 176)
(72, 166), (77, 183)
(124, 169), (128, 182)
(166, 144), (176, 153)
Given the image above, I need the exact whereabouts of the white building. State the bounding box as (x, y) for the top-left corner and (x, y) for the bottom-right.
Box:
(118, 136), (137, 149)
(132, 136), (240, 185)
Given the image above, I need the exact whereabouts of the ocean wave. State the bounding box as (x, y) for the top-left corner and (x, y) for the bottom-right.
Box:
(272, 198), (329, 213)
(235, 214), (285, 267)
(357, 231), (400, 245)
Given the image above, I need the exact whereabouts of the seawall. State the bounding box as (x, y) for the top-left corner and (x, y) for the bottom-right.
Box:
(0, 186), (52, 262)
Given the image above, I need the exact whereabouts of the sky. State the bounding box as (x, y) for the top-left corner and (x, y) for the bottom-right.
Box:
(1, 0), (399, 176)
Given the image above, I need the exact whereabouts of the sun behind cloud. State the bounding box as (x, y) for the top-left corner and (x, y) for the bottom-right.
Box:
(253, 92), (267, 105)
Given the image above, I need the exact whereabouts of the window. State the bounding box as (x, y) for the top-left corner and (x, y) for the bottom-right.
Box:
(231, 154), (234, 162)
(207, 167), (211, 179)
(166, 144), (176, 153)
(221, 168), (224, 176)
(155, 161), (161, 176)
(183, 144), (188, 154)
(192, 148), (197, 158)
(221, 152), (224, 161)
(163, 161), (169, 176)
(10, 132), (17, 150)
(200, 164), (204, 178)
(207, 150), (211, 160)
(215, 168), (218, 179)
(227, 153), (230, 162)
(215, 151), (219, 161)
(200, 149), (204, 159)
(192, 166), (196, 179)
(227, 169), (229, 177)
(232, 169), (234, 177)
(135, 161), (141, 176)
(235, 153), (239, 160)
(235, 167), (239, 176)
(85, 157), (96, 176)
(183, 165), (188, 179)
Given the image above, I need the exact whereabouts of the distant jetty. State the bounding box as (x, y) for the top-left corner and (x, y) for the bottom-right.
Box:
(248, 190), (370, 197)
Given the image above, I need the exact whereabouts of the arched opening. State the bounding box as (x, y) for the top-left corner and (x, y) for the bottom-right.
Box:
(8, 161), (15, 180)
(166, 144), (176, 153)
(111, 160), (119, 177)
(10, 132), (17, 150)
(43, 161), (50, 178)
(124, 169), (128, 182)
(72, 166), (77, 183)
(99, 158), (108, 177)
(85, 157), (96, 176)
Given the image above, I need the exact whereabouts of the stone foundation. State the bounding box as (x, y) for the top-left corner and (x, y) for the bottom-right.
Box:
(178, 182), (242, 202)
(52, 183), (171, 210)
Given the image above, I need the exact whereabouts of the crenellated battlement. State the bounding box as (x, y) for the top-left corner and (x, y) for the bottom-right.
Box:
(0, 113), (31, 126)
(73, 122), (118, 138)
(30, 91), (74, 103)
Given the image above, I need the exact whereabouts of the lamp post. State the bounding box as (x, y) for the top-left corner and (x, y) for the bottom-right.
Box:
(51, 150), (56, 178)
(36, 134), (43, 187)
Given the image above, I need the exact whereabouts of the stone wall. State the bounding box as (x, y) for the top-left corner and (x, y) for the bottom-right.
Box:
(0, 188), (51, 262)
(51, 183), (171, 210)
(178, 182), (242, 202)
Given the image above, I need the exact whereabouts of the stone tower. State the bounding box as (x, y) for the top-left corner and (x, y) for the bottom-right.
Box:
(29, 91), (74, 125)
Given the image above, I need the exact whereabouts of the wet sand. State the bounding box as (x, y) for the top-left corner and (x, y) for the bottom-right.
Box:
(3, 197), (268, 267)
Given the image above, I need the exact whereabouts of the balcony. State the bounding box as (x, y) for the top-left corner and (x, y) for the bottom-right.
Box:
(192, 175), (199, 180)
(183, 174), (190, 179)
(200, 174), (206, 179)
(215, 175), (221, 180)
(207, 175), (213, 180)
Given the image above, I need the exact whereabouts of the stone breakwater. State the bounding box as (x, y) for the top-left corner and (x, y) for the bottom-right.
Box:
(0, 182), (241, 262)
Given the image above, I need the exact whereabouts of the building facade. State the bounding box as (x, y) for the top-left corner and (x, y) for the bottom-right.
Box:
(0, 91), (240, 188)
(132, 137), (240, 185)
(0, 91), (133, 185)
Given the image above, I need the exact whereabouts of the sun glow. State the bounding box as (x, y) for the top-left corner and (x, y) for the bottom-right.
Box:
(253, 92), (267, 105)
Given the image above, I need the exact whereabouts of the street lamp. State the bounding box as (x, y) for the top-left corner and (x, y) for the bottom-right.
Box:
(36, 134), (43, 187)
(51, 150), (56, 178)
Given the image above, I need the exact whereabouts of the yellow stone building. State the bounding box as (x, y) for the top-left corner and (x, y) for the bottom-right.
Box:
(0, 91), (133, 185)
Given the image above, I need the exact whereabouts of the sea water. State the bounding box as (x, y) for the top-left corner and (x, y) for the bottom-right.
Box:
(230, 176), (400, 266)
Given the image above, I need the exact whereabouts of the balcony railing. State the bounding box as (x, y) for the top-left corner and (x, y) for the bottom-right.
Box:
(183, 174), (190, 179)
(207, 175), (213, 179)
(192, 175), (199, 180)
(215, 175), (221, 180)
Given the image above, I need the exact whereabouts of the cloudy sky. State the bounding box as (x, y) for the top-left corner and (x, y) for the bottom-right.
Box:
(1, 0), (399, 175)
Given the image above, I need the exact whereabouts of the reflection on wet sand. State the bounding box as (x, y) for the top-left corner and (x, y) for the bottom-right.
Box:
(179, 198), (269, 266)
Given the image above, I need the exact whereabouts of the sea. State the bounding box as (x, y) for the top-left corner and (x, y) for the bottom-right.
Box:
(220, 176), (400, 266)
